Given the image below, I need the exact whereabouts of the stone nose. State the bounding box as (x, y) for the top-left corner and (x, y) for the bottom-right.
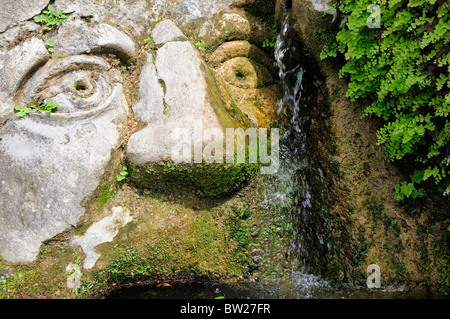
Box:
(127, 19), (247, 165)
(126, 20), (257, 198)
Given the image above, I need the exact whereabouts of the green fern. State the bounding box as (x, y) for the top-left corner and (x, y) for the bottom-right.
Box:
(322, 0), (450, 197)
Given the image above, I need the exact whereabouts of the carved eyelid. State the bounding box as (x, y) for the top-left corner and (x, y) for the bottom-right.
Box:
(51, 21), (137, 61)
(209, 41), (275, 89)
(208, 40), (276, 74)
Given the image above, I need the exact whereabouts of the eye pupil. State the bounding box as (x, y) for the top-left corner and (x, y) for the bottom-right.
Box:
(74, 80), (88, 91)
(234, 69), (245, 78)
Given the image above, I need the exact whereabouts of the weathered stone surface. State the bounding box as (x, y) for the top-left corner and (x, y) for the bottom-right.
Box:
(0, 38), (50, 124)
(196, 8), (271, 50)
(54, 0), (238, 39)
(151, 19), (187, 47)
(127, 21), (223, 166)
(72, 206), (133, 269)
(0, 106), (128, 263)
(0, 21), (41, 51)
(0, 0), (49, 33)
(52, 19), (137, 59)
(132, 56), (165, 125)
(2, 38), (50, 95)
(0, 50), (129, 263)
(0, 3), (276, 267)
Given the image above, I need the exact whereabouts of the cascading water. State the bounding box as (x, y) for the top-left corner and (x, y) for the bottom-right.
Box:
(259, 10), (350, 295)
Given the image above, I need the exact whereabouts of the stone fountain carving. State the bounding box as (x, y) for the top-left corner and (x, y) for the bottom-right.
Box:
(0, 0), (278, 266)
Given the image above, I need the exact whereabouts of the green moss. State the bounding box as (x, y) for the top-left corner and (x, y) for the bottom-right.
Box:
(0, 239), (82, 299)
(129, 161), (260, 198)
(97, 184), (114, 208)
(203, 64), (253, 130)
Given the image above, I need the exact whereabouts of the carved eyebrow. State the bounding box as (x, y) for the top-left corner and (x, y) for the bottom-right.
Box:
(51, 21), (137, 61)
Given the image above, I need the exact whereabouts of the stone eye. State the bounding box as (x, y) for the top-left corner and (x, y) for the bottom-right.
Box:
(209, 40), (276, 89)
(219, 56), (273, 89)
(208, 40), (278, 127)
(17, 55), (122, 118)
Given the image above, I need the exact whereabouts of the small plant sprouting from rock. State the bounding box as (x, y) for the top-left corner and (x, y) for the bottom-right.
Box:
(34, 5), (67, 31)
(116, 165), (128, 182)
(14, 100), (59, 118)
(394, 170), (427, 201)
(189, 36), (212, 52)
(234, 60), (250, 79)
(262, 23), (277, 48)
(45, 39), (55, 53)
(262, 38), (276, 48)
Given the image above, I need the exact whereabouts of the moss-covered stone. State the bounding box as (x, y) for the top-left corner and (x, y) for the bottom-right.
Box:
(128, 160), (260, 198)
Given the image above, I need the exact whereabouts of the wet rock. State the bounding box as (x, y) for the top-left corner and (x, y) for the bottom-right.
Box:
(276, 0), (338, 60)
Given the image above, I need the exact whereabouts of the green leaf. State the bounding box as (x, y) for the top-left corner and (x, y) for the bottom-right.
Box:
(33, 15), (45, 23)
(14, 105), (31, 118)
(45, 39), (54, 47)
(416, 188), (427, 198)
(411, 170), (424, 183)
(401, 183), (415, 197)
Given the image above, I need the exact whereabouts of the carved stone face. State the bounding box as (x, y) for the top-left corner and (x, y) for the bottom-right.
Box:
(0, 0), (277, 263)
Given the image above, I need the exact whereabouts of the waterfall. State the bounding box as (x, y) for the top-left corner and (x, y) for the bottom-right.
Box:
(259, 10), (345, 294)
